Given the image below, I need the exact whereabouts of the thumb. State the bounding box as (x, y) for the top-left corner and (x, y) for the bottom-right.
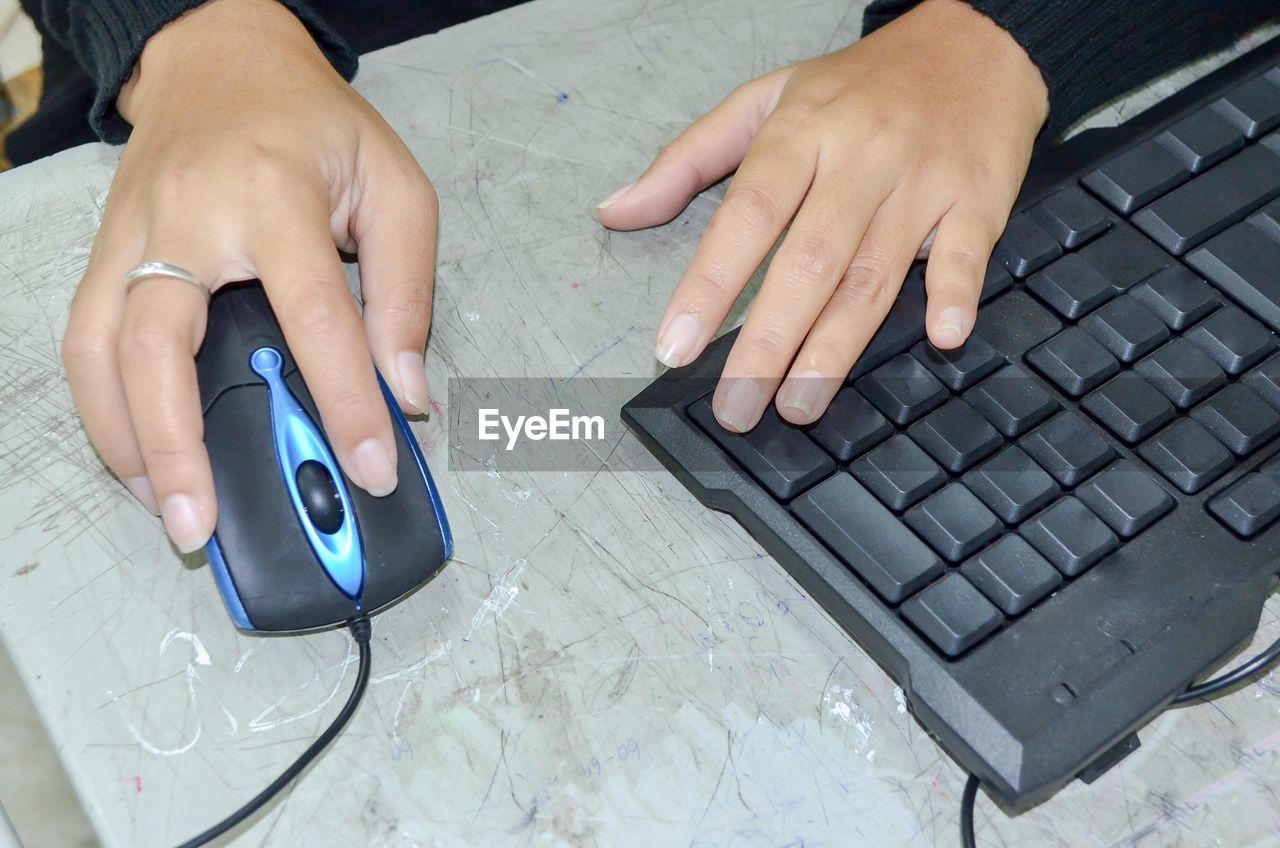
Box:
(594, 68), (793, 231)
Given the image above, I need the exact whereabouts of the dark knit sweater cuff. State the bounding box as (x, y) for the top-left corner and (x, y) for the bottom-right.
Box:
(862, 1), (1275, 140)
(84, 0), (358, 144)
(940, 1), (1165, 138)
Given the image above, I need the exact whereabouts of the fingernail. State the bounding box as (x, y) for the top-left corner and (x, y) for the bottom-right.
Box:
(353, 438), (398, 497)
(655, 313), (703, 368)
(161, 494), (208, 554)
(777, 370), (827, 421)
(715, 378), (765, 432)
(596, 182), (635, 211)
(935, 306), (967, 347)
(396, 350), (430, 414)
(125, 476), (159, 515)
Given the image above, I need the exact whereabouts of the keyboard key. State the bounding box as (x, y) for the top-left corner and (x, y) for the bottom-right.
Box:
(1211, 69), (1280, 139)
(1251, 195), (1280, 236)
(905, 483), (1002, 563)
(1208, 472), (1280, 537)
(992, 212), (1062, 277)
(1129, 265), (1219, 330)
(1156, 106), (1246, 173)
(846, 264), (930, 384)
(908, 399), (1002, 473)
(1021, 411), (1117, 486)
(1026, 253), (1115, 319)
(856, 353), (948, 425)
(912, 336), (1003, 392)
(900, 573), (1003, 657)
(1021, 497), (1120, 576)
(981, 263), (1014, 303)
(962, 536), (1062, 616)
(1082, 138), (1190, 214)
(965, 365), (1059, 437)
(1190, 382), (1280, 456)
(807, 387), (892, 462)
(1134, 338), (1227, 408)
(1075, 460), (1175, 537)
(963, 445), (1060, 524)
(793, 475), (944, 603)
(1131, 143), (1280, 254)
(1080, 295), (1170, 362)
(851, 435), (946, 511)
(1077, 224), (1172, 290)
(1026, 327), (1120, 397)
(1138, 418), (1233, 494)
(1185, 306), (1276, 375)
(1242, 353), (1280, 409)
(1187, 220), (1280, 331)
(972, 291), (1063, 360)
(1030, 186), (1110, 248)
(689, 400), (834, 500)
(1082, 375), (1175, 443)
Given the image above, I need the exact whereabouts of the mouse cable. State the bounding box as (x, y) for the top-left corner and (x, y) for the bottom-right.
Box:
(176, 616), (373, 848)
(958, 631), (1280, 846)
(959, 773), (979, 848)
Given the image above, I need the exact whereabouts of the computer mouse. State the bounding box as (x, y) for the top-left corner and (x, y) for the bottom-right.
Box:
(194, 281), (452, 633)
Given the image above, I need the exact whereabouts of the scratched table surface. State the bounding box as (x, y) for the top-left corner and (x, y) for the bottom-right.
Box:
(2, 1), (1280, 845)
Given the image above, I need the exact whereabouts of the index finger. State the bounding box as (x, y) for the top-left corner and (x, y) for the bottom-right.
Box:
(654, 128), (816, 369)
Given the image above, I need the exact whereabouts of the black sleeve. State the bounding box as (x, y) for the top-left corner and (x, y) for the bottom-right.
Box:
(18, 0), (358, 144)
(863, 0), (1280, 139)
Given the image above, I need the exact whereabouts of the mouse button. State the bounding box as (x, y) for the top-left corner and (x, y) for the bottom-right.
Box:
(196, 335), (300, 413)
(295, 459), (344, 534)
(354, 416), (448, 613)
(197, 285), (298, 411)
(204, 384), (276, 482)
(204, 386), (354, 631)
(350, 475), (444, 612)
(196, 324), (256, 411)
(223, 284), (291, 355)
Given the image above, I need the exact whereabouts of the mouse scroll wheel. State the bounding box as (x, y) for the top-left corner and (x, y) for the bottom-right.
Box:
(295, 460), (345, 535)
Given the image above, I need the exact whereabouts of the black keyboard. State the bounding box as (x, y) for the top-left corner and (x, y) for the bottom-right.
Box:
(623, 38), (1280, 810)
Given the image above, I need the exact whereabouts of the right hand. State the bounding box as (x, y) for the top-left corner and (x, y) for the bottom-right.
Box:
(61, 0), (440, 553)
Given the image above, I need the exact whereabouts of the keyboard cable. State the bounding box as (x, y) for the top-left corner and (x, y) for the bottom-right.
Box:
(959, 630), (1280, 847)
(174, 616), (374, 848)
(1168, 631), (1280, 705)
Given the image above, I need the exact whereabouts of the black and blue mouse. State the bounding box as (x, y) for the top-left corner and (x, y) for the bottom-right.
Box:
(194, 282), (452, 633)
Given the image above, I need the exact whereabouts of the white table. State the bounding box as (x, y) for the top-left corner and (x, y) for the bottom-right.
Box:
(1, 1), (1278, 845)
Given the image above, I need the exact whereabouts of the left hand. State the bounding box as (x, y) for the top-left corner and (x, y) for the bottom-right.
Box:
(595, 0), (1048, 432)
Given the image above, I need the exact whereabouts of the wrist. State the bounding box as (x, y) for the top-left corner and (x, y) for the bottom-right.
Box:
(118, 0), (333, 126)
(914, 0), (1050, 132)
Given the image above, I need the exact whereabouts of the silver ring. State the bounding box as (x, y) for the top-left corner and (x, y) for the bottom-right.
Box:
(124, 262), (210, 302)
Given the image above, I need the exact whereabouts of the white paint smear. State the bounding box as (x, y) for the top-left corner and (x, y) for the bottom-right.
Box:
(823, 685), (875, 756)
(111, 628), (216, 756)
(371, 640), (452, 684)
(464, 560), (525, 641)
(111, 664), (202, 758)
(159, 629), (211, 666)
(249, 635), (357, 733)
(233, 647), (255, 673)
